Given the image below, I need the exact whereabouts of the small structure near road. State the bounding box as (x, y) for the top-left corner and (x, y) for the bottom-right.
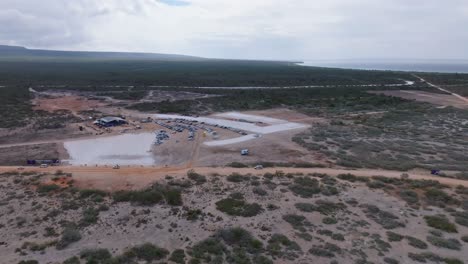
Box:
(94, 116), (127, 127)
(241, 149), (249, 156)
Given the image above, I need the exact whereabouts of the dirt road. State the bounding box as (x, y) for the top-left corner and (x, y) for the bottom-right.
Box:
(414, 74), (468, 104)
(1, 166), (466, 190)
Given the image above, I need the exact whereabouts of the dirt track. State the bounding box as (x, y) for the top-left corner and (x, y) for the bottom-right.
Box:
(1, 166), (466, 190)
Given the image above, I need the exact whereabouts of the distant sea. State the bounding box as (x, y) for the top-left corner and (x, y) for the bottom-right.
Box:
(301, 60), (468, 73)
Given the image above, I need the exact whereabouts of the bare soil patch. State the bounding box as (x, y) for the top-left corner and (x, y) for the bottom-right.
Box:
(369, 90), (468, 109)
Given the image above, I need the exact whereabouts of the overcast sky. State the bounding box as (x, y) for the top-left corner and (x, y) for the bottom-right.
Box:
(1, 0), (467, 60)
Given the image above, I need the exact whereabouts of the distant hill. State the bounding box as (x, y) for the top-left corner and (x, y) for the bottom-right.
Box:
(0, 45), (206, 62)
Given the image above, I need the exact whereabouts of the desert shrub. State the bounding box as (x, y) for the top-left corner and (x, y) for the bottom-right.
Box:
(80, 207), (99, 226)
(252, 187), (267, 196)
(399, 189), (419, 204)
(226, 173), (250, 182)
(283, 214), (309, 231)
(79, 189), (107, 199)
(322, 217), (338, 225)
(367, 180), (386, 189)
(44, 227), (58, 237)
(37, 184), (60, 193)
(337, 174), (369, 183)
(63, 256), (80, 264)
(190, 238), (226, 261)
(218, 228), (263, 254)
(386, 231), (404, 242)
(331, 233), (345, 241)
(267, 234), (301, 260)
(424, 215), (457, 233)
(360, 204), (404, 229)
(426, 236), (462, 250)
(462, 235), (468, 243)
(185, 209), (202, 221)
(252, 255), (274, 264)
(408, 252), (463, 264)
(113, 184), (182, 206)
(80, 248), (112, 263)
(453, 211), (468, 227)
(56, 227), (81, 250)
(169, 249), (186, 264)
(383, 257), (399, 264)
(314, 200), (346, 215)
(425, 188), (458, 205)
(227, 162), (248, 168)
(18, 261), (39, 264)
(309, 243), (341, 258)
(124, 243), (169, 262)
(215, 197), (262, 217)
(405, 236), (428, 249)
(295, 203), (315, 212)
(187, 170), (207, 185)
(288, 177), (321, 198)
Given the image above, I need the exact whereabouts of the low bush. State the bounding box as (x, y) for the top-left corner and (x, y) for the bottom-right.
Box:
(252, 187), (267, 196)
(56, 227), (81, 250)
(215, 197), (262, 217)
(113, 184), (182, 206)
(283, 214), (310, 231)
(322, 217), (338, 225)
(288, 177), (321, 198)
(124, 243), (169, 262)
(399, 189), (419, 204)
(80, 248), (112, 263)
(426, 236), (462, 250)
(337, 174), (369, 183)
(267, 234), (301, 260)
(169, 249), (185, 264)
(227, 173), (250, 182)
(187, 170), (207, 185)
(405, 236), (428, 249)
(424, 215), (457, 233)
(386, 231), (404, 242)
(360, 204), (405, 229)
(37, 184), (60, 193)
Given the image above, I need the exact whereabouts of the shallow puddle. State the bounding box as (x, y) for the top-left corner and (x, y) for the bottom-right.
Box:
(64, 133), (155, 166)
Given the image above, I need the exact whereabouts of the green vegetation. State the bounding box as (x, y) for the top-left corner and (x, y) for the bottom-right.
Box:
(189, 227), (272, 264)
(37, 184), (61, 194)
(360, 204), (405, 229)
(215, 194), (263, 217)
(405, 236), (428, 249)
(267, 234), (301, 260)
(124, 243), (169, 262)
(169, 249), (186, 264)
(424, 215), (457, 233)
(426, 236), (462, 250)
(282, 214), (311, 232)
(113, 184), (182, 206)
(309, 243), (342, 258)
(386, 231), (404, 242)
(56, 227), (81, 250)
(408, 252), (464, 264)
(187, 170), (207, 185)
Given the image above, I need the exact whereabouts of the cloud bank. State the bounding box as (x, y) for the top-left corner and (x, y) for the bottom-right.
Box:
(1, 0), (467, 60)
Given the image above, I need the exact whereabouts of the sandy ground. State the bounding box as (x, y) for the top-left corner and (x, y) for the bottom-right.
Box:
(369, 90), (468, 109)
(33, 94), (105, 115)
(2, 166), (466, 264)
(1, 166), (466, 192)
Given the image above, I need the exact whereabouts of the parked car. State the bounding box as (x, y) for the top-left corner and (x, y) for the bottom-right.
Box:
(254, 165), (264, 170)
(40, 164), (49, 168)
